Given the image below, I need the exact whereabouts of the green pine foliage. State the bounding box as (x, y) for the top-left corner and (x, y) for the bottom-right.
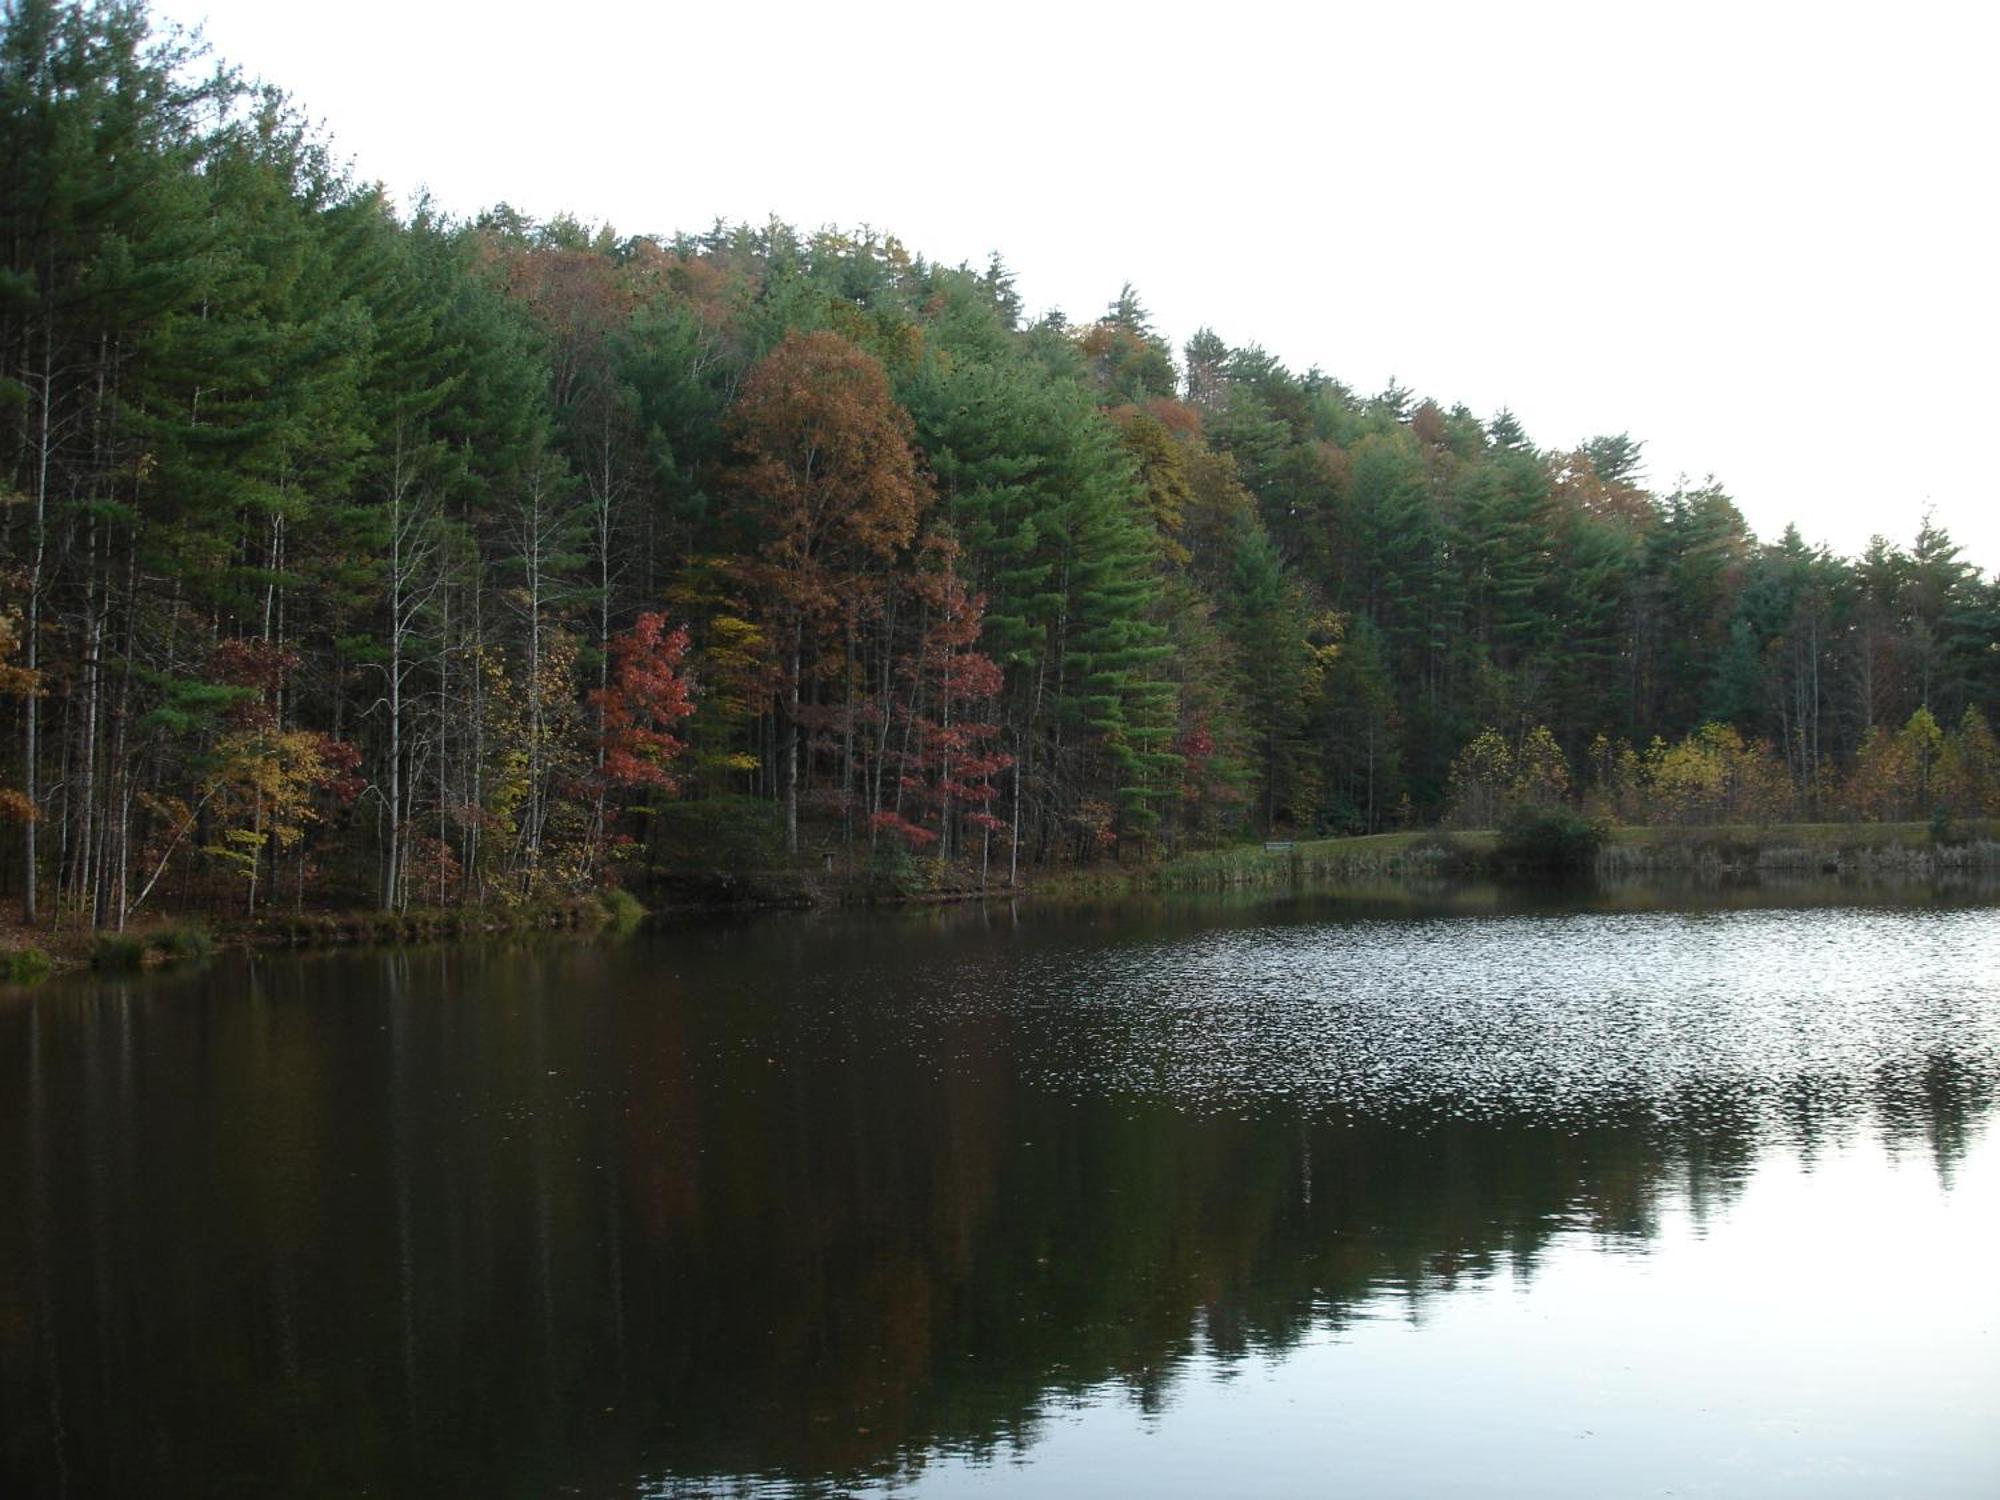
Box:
(1, 0), (1995, 929)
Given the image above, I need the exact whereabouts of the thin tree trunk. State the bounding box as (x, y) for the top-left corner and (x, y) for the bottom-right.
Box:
(22, 350), (52, 924)
(782, 621), (801, 857)
(1009, 750), (1021, 888)
(386, 501), (404, 910)
(840, 619), (856, 849)
(74, 518), (101, 915)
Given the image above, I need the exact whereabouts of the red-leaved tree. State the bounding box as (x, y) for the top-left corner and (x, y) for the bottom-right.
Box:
(725, 330), (929, 854)
(592, 613), (697, 791)
(873, 542), (1012, 873)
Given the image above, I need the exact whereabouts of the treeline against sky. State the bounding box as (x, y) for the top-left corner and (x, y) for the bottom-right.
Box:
(3, 1), (1997, 921)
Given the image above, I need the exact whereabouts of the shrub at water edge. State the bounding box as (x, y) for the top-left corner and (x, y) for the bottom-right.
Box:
(1495, 806), (1607, 871)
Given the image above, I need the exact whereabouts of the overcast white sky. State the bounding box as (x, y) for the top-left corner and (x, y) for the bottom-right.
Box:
(153, 0), (1999, 574)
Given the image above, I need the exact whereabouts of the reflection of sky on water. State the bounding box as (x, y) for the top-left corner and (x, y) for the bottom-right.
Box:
(826, 1132), (2000, 1500)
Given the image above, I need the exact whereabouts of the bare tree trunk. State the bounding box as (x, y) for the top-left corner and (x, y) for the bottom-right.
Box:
(467, 574), (485, 903)
(437, 589), (451, 909)
(1009, 750), (1021, 888)
(841, 620), (856, 849)
(590, 412), (617, 869)
(105, 546), (135, 929)
(525, 486), (545, 888)
(22, 350), (52, 924)
(73, 516), (101, 916)
(938, 641), (954, 861)
(782, 622), (801, 857)
(869, 609), (897, 846)
(378, 430), (443, 911)
(386, 507), (404, 911)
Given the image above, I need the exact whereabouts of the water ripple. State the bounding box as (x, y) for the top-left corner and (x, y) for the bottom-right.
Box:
(901, 907), (2000, 1133)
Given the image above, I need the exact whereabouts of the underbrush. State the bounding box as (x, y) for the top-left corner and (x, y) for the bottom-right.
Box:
(1495, 807), (1607, 871)
(597, 886), (647, 932)
(90, 932), (147, 971)
(256, 892), (650, 948)
(2, 945), (53, 985)
(149, 920), (214, 961)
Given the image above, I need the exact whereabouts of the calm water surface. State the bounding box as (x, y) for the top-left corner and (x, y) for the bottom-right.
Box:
(3, 884), (1998, 1497)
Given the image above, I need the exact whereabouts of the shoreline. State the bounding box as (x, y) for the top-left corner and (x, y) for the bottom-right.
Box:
(1043, 819), (2000, 898)
(5, 820), (1997, 984)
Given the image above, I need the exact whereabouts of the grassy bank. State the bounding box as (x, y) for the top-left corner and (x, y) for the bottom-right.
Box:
(1040, 821), (2000, 899)
(239, 889), (646, 950)
(1039, 830), (1484, 898)
(1594, 821), (2000, 875)
(1, 868), (1022, 987)
(1, 890), (648, 986)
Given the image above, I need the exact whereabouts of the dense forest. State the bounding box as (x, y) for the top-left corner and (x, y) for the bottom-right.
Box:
(3, 0), (1997, 926)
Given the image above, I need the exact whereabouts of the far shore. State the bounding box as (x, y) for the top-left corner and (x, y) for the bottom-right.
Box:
(1046, 818), (2000, 898)
(4, 820), (1997, 984)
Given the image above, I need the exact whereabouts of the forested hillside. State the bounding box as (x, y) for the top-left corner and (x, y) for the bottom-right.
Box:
(3, 1), (1996, 925)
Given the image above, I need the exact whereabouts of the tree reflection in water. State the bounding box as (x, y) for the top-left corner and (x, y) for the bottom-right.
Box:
(2, 891), (1995, 1496)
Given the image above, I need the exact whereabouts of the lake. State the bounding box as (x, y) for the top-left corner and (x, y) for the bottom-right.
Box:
(3, 881), (1998, 1497)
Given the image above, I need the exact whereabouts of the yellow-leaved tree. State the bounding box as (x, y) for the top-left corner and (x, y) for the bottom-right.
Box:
(202, 728), (344, 915)
(1845, 707), (1946, 821)
(1938, 707), (1999, 820)
(1446, 725), (1572, 827)
(1641, 724), (1791, 827)
(1446, 729), (1514, 828)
